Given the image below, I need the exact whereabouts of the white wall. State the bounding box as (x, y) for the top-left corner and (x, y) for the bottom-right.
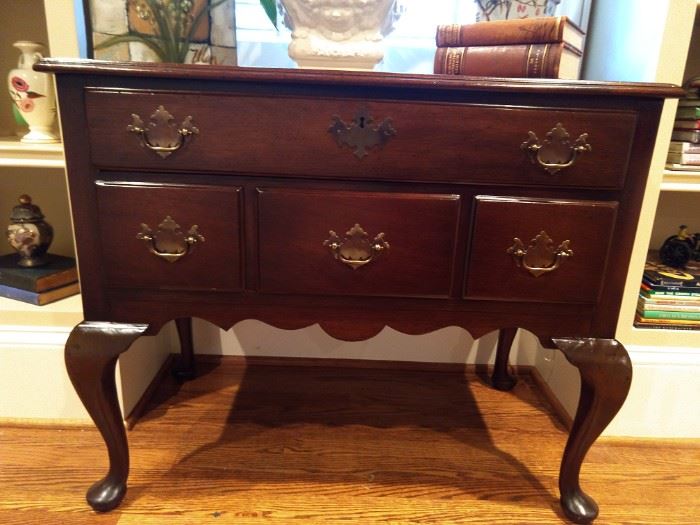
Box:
(191, 319), (537, 367)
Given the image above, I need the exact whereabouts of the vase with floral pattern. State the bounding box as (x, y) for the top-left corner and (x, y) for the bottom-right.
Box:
(7, 41), (59, 143)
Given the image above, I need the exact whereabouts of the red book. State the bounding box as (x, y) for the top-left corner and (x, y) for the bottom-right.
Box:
(436, 16), (585, 52)
(673, 119), (700, 130)
(433, 43), (582, 79)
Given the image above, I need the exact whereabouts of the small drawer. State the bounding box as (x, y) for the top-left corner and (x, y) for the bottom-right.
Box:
(257, 188), (460, 298)
(465, 196), (618, 303)
(85, 89), (635, 188)
(95, 181), (243, 291)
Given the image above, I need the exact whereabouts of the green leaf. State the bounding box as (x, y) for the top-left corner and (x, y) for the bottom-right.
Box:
(259, 0), (277, 29)
(12, 104), (27, 126)
(145, 0), (176, 60)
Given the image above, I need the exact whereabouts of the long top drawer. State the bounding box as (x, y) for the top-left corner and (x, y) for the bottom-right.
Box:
(85, 89), (636, 189)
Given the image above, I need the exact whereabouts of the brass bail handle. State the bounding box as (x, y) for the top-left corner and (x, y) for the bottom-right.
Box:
(136, 216), (204, 263)
(323, 223), (390, 270)
(521, 123), (591, 175)
(127, 105), (199, 159)
(507, 230), (573, 277)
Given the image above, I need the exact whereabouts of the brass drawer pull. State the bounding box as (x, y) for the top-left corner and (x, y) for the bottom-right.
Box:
(521, 123), (591, 175)
(507, 230), (573, 277)
(323, 223), (390, 270)
(329, 108), (396, 159)
(127, 105), (199, 159)
(136, 216), (204, 263)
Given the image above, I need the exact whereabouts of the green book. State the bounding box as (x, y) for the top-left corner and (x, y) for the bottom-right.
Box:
(675, 106), (700, 119)
(637, 309), (700, 320)
(0, 253), (78, 292)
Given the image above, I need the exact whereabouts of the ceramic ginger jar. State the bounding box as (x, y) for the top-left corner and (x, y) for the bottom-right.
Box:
(6, 194), (54, 267)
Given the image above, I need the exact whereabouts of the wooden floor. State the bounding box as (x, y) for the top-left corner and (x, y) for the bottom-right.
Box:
(1, 357), (699, 525)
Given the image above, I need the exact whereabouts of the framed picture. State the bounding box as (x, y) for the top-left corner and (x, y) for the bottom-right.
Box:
(475, 0), (592, 32)
(83, 0), (237, 65)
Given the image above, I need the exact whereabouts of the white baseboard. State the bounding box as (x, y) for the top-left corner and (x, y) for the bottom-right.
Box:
(532, 341), (700, 438)
(605, 344), (700, 438)
(0, 323), (173, 422)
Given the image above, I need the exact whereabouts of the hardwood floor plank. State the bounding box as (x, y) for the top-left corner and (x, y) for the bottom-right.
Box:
(0, 358), (697, 524)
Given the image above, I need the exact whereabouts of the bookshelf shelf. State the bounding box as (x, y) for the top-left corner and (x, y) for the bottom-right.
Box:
(628, 324), (700, 348)
(0, 136), (64, 169)
(0, 293), (82, 328)
(661, 167), (700, 191)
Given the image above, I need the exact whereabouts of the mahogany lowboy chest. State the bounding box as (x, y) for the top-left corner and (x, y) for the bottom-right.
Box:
(38, 59), (681, 523)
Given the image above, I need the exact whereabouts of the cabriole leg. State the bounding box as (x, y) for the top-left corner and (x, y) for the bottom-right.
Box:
(172, 317), (196, 381)
(491, 327), (517, 391)
(65, 321), (149, 512)
(552, 338), (632, 524)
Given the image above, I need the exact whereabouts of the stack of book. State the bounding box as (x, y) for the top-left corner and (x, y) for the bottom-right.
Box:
(434, 16), (585, 79)
(667, 79), (700, 171)
(0, 253), (79, 306)
(635, 255), (700, 330)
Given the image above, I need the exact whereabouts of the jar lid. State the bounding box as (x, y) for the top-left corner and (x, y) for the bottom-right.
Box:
(10, 194), (45, 222)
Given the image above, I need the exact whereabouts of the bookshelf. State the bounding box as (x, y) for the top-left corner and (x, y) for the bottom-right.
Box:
(616, 1), (700, 349)
(0, 0), (78, 320)
(661, 168), (700, 192)
(0, 1), (173, 424)
(577, 0), (700, 350)
(538, 0), (700, 438)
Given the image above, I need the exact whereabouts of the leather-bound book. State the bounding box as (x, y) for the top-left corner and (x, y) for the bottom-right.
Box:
(436, 16), (585, 52)
(671, 129), (700, 144)
(0, 253), (78, 292)
(434, 43), (582, 79)
(0, 281), (80, 306)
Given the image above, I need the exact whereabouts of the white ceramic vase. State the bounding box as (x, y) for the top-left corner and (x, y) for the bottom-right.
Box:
(280, 0), (404, 70)
(7, 41), (59, 143)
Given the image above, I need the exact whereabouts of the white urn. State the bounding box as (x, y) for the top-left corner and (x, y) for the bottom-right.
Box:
(280, 0), (404, 70)
(7, 41), (59, 143)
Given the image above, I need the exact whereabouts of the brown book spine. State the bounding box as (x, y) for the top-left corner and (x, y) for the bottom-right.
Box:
(35, 267), (79, 292)
(436, 16), (577, 47)
(434, 43), (563, 78)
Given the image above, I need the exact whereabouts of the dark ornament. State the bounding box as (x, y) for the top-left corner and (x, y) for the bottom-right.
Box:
(659, 225), (700, 268)
(6, 194), (54, 267)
